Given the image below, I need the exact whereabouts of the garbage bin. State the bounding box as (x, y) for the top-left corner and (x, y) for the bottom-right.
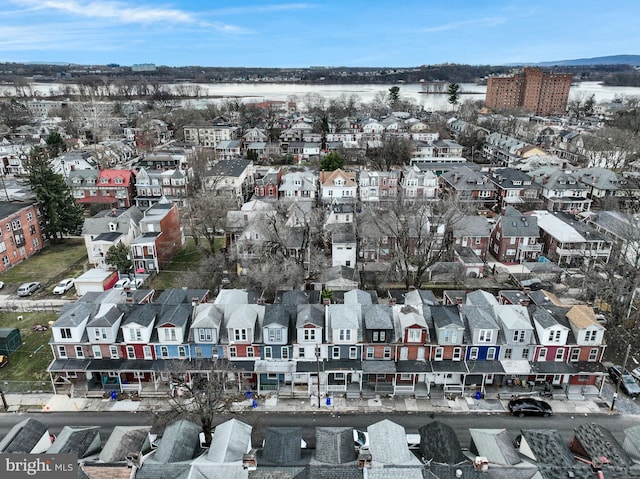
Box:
(475, 391), (482, 400)
(246, 390), (252, 399)
(325, 396), (332, 406)
(110, 390), (118, 401)
(252, 399), (258, 408)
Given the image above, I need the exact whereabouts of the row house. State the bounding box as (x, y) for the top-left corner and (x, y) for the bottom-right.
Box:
(0, 201), (44, 271)
(432, 139), (464, 158)
(452, 215), (491, 262)
(482, 132), (527, 166)
(47, 286), (608, 400)
(358, 170), (400, 203)
(136, 149), (192, 171)
(528, 167), (592, 212)
(489, 168), (542, 211)
(577, 167), (640, 209)
(214, 140), (242, 160)
(319, 169), (357, 204)
(52, 150), (98, 177)
(81, 206), (144, 269)
(582, 210), (640, 267)
(278, 171), (318, 201)
(400, 165), (439, 202)
(204, 158), (254, 205)
(531, 210), (612, 266)
(70, 169), (136, 209)
(183, 124), (238, 147)
(134, 167), (189, 209)
(440, 166), (497, 209)
(489, 206), (542, 263)
(132, 202), (183, 273)
(253, 167), (281, 199)
(0, 140), (32, 176)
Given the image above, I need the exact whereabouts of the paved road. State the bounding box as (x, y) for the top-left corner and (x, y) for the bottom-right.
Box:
(0, 410), (635, 448)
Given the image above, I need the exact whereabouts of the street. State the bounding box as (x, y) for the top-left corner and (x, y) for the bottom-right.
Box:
(0, 410), (636, 449)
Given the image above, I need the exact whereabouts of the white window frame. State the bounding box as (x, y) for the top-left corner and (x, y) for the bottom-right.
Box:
(434, 347), (443, 361)
(264, 346), (272, 359)
(469, 347), (479, 360)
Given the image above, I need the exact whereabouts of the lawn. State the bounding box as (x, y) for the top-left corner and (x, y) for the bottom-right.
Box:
(0, 238), (88, 294)
(0, 311), (56, 382)
(149, 239), (204, 291)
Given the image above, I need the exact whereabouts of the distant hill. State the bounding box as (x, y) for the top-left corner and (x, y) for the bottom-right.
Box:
(534, 55), (640, 66)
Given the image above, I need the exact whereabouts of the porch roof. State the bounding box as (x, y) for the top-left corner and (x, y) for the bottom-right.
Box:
(529, 361), (576, 374)
(466, 361), (505, 374)
(500, 359), (531, 375)
(430, 360), (468, 373)
(254, 360), (296, 374)
(572, 361), (608, 374)
(48, 358), (92, 372)
(395, 360), (432, 373)
(361, 360), (396, 374)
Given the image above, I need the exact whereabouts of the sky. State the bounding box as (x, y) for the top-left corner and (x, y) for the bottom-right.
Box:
(0, 0), (638, 68)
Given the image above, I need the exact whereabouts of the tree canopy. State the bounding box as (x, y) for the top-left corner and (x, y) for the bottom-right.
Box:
(25, 146), (84, 243)
(319, 151), (345, 171)
(105, 242), (133, 274)
(448, 83), (461, 108)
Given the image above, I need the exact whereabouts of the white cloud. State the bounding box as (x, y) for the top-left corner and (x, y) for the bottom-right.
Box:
(8, 0), (249, 32)
(421, 16), (507, 33)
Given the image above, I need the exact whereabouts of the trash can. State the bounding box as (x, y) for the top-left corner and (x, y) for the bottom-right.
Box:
(475, 391), (482, 400)
(246, 390), (252, 399)
(252, 399), (258, 408)
(110, 390), (118, 401)
(325, 396), (332, 406)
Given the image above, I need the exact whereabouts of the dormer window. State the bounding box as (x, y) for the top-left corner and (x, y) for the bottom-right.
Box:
(108, 222), (116, 232)
(100, 177), (109, 184)
(114, 177), (123, 184)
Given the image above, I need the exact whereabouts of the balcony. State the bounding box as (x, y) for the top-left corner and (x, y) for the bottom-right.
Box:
(518, 243), (543, 252)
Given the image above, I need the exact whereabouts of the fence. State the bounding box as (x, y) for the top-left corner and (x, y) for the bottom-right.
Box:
(0, 380), (55, 394)
(0, 300), (68, 313)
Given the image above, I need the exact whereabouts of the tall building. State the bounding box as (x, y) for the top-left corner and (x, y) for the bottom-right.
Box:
(485, 67), (573, 116)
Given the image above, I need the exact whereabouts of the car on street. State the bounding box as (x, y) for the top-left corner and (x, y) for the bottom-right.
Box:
(608, 365), (640, 398)
(17, 282), (41, 297)
(53, 278), (74, 295)
(507, 397), (553, 417)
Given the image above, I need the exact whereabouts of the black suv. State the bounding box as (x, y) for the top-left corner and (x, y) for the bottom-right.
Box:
(608, 365), (640, 398)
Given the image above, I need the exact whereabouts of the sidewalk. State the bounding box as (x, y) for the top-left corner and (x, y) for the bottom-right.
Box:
(2, 392), (615, 416)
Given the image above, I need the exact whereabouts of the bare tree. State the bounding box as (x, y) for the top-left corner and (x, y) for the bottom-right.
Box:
(366, 133), (413, 171)
(157, 360), (243, 447)
(366, 197), (466, 288)
(179, 252), (227, 294)
(186, 192), (235, 253)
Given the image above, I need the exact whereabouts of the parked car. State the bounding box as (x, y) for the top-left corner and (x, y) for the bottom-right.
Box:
(0, 355), (7, 368)
(608, 365), (640, 398)
(17, 282), (41, 297)
(507, 397), (553, 417)
(113, 278), (131, 289)
(53, 278), (74, 295)
(0, 281), (4, 289)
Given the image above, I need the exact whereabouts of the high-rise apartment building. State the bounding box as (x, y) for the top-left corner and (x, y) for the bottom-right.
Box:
(485, 67), (573, 116)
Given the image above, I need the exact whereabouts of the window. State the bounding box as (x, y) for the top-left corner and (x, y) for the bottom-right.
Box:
(159, 346), (168, 358)
(584, 330), (597, 342)
(487, 347), (496, 360)
(94, 328), (107, 341)
(372, 331), (386, 342)
(163, 328), (177, 341)
(109, 346), (119, 359)
(366, 347), (374, 359)
(133, 372), (145, 379)
(538, 348), (547, 360)
(143, 346), (153, 359)
(434, 347), (443, 361)
(195, 347), (203, 358)
(92, 346), (102, 358)
(281, 347), (289, 359)
(303, 329), (316, 341)
(26, 212), (33, 222)
(383, 347), (391, 359)
(198, 328), (213, 342)
(264, 346), (272, 359)
(443, 329), (458, 343)
(469, 347), (479, 360)
(588, 348), (599, 362)
(234, 329), (248, 341)
(570, 348), (580, 362)
(513, 330), (525, 343)
(298, 347), (305, 358)
(349, 346), (357, 359)
(60, 328), (72, 339)
(229, 346), (237, 358)
(555, 348), (564, 361)
(247, 347), (255, 358)
(126, 346), (135, 359)
(547, 330), (562, 342)
(522, 348), (530, 360)
(407, 329), (422, 342)
(452, 347), (461, 361)
(339, 329), (352, 341)
(129, 329), (142, 341)
(75, 346), (84, 358)
(57, 346), (67, 358)
(400, 373), (412, 381)
(504, 348), (513, 359)
(332, 347), (340, 359)
(268, 329), (282, 342)
(478, 330), (493, 343)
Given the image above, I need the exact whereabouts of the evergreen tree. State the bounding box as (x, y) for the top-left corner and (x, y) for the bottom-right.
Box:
(45, 132), (66, 158)
(319, 151), (345, 171)
(448, 83), (461, 109)
(25, 146), (84, 243)
(105, 242), (133, 274)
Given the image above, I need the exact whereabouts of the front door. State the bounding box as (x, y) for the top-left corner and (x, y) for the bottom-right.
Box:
(400, 347), (408, 360)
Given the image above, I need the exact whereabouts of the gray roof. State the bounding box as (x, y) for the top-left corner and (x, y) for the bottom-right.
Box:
(460, 305), (500, 331)
(86, 304), (122, 328)
(430, 305), (464, 329)
(263, 304), (295, 328)
(368, 420), (421, 466)
(296, 304), (324, 328)
(326, 304), (360, 330)
(152, 419), (201, 463)
(262, 427), (304, 465)
(122, 303), (159, 327)
(314, 427), (357, 464)
(363, 305), (393, 330)
(190, 303), (223, 330)
(343, 289), (374, 306)
(207, 159), (252, 178)
(469, 428), (521, 465)
(419, 421), (466, 464)
(82, 206), (144, 235)
(156, 288), (209, 305)
(519, 429), (576, 466)
(572, 423), (631, 467)
(499, 206), (539, 237)
(157, 303), (192, 328)
(466, 290), (499, 316)
(206, 418), (252, 463)
(98, 425), (152, 462)
(47, 426), (101, 458)
(55, 302), (98, 328)
(135, 463), (191, 479)
(532, 306), (561, 329)
(453, 215), (492, 238)
(0, 418), (48, 453)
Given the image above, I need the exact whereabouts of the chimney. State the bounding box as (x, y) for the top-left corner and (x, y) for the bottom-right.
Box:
(455, 296), (464, 305)
(542, 175), (548, 184)
(473, 456), (489, 471)
(257, 297), (266, 305)
(389, 297), (397, 306)
(519, 297), (531, 306)
(242, 450), (257, 471)
(523, 287), (531, 295)
(357, 449), (372, 469)
(453, 173), (459, 183)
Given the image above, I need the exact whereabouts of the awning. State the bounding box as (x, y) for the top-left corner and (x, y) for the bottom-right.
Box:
(396, 360), (432, 373)
(254, 360), (296, 374)
(500, 360), (531, 375)
(466, 361), (505, 374)
(362, 360), (397, 374)
(431, 360), (468, 373)
(530, 361), (576, 374)
(47, 359), (91, 372)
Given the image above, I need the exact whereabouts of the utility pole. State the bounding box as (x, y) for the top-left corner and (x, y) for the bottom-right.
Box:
(0, 385), (7, 410)
(315, 346), (321, 409)
(611, 342), (631, 411)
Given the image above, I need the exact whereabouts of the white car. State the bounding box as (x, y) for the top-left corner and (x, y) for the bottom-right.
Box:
(53, 278), (74, 295)
(113, 278), (131, 289)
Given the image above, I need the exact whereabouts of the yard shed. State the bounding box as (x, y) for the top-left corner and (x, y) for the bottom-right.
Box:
(0, 327), (22, 355)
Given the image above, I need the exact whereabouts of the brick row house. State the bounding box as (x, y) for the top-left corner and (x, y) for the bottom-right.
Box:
(47, 286), (607, 401)
(0, 202), (44, 271)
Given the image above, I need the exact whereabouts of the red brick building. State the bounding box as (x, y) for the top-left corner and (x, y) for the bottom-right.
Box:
(485, 67), (573, 116)
(0, 202), (44, 271)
